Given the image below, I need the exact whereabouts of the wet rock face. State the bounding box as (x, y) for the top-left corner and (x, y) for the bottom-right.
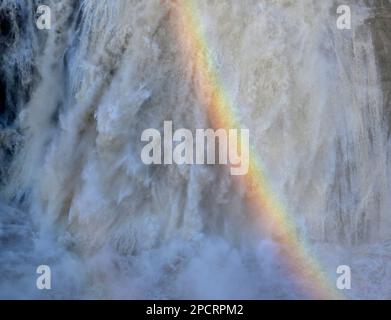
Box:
(0, 2), (28, 49)
(0, 9), (13, 43)
(367, 1), (391, 134)
(0, 78), (6, 118)
(0, 9), (13, 122)
(0, 1), (38, 125)
(0, 6), (21, 125)
(0, 3), (29, 184)
(0, 128), (22, 183)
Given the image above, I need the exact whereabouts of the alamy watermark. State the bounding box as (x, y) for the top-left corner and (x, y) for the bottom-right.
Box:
(336, 5), (351, 30)
(36, 265), (51, 290)
(35, 4), (352, 31)
(141, 121), (250, 176)
(336, 265), (351, 290)
(35, 5), (51, 30)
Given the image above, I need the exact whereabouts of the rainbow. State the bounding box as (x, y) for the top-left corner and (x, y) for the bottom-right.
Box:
(169, 0), (344, 299)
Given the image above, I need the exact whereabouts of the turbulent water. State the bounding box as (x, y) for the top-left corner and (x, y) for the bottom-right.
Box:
(1, 0), (391, 299)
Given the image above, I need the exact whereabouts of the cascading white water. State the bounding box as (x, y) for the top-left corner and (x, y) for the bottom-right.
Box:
(1, 0), (390, 299)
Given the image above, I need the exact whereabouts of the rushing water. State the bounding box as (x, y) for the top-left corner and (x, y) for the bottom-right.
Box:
(1, 0), (391, 299)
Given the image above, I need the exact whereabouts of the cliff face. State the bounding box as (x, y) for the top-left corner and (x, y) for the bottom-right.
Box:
(368, 1), (391, 134)
(0, 1), (34, 185)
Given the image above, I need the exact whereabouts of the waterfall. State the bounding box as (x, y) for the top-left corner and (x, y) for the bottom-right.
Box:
(1, 0), (390, 299)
